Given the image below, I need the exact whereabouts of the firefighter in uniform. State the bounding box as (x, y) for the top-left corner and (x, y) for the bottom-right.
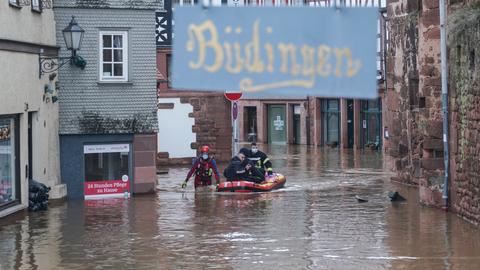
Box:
(248, 142), (273, 176)
(181, 146), (220, 189)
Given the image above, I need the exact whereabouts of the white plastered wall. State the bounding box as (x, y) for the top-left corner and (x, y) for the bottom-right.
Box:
(157, 98), (196, 158)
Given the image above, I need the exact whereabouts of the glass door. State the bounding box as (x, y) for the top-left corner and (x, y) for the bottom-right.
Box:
(268, 105), (286, 144)
(0, 116), (19, 207)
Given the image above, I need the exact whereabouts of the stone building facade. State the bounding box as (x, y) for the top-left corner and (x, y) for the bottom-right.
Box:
(0, 0), (66, 217)
(385, 0), (480, 225)
(54, 0), (159, 198)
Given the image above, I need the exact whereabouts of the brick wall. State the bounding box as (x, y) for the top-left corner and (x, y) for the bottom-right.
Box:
(386, 0), (480, 224)
(448, 3), (480, 225)
(385, 0), (421, 186)
(182, 94), (232, 162)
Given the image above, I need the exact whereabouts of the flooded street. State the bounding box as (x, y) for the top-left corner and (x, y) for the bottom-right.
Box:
(1, 145), (480, 270)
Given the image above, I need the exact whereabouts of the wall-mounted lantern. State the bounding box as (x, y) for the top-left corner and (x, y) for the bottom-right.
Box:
(39, 16), (87, 78)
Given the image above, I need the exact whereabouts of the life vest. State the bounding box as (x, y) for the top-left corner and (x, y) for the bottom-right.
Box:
(195, 159), (213, 180)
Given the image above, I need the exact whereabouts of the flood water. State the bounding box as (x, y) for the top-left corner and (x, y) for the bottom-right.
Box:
(1, 145), (480, 270)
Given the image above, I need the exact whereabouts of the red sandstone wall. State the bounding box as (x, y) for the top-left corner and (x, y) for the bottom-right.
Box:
(448, 1), (480, 225)
(386, 0), (480, 224)
(385, 0), (443, 200)
(386, 0), (445, 206)
(385, 0), (421, 186)
(156, 49), (232, 163)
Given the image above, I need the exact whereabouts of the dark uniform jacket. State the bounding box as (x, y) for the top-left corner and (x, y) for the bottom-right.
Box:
(223, 156), (246, 181)
(224, 157), (265, 183)
(248, 150), (273, 175)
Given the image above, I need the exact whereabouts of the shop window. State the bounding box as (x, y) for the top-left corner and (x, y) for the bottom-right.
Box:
(361, 99), (382, 149)
(100, 31), (128, 82)
(0, 117), (19, 207)
(84, 144), (131, 199)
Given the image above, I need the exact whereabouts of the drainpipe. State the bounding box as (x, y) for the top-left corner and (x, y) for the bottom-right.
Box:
(439, 0), (449, 210)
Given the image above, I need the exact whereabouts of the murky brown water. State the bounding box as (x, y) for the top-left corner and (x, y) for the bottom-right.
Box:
(1, 145), (480, 270)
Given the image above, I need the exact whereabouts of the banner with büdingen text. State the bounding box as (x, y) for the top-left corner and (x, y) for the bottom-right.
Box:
(172, 6), (378, 99)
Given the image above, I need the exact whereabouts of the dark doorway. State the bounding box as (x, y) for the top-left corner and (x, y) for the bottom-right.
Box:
(347, 99), (354, 148)
(244, 107), (257, 142)
(28, 112), (33, 180)
(293, 105), (301, 144)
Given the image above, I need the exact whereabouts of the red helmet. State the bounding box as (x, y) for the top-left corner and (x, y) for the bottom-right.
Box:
(201, 145), (210, 153)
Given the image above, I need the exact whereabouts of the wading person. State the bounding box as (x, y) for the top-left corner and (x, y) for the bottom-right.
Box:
(182, 146), (220, 189)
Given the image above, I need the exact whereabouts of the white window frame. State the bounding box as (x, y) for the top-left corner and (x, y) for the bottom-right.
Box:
(31, 0), (42, 12)
(99, 31), (129, 82)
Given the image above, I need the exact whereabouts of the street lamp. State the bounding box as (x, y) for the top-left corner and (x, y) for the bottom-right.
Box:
(39, 16), (87, 78)
(62, 16), (84, 55)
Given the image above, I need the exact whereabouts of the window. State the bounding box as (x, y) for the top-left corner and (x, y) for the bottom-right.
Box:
(31, 0), (42, 12)
(9, 0), (21, 7)
(173, 0), (197, 5)
(0, 116), (19, 207)
(99, 31), (128, 82)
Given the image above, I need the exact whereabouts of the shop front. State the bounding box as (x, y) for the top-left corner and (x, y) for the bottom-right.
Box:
(0, 116), (19, 209)
(60, 134), (157, 199)
(60, 135), (133, 200)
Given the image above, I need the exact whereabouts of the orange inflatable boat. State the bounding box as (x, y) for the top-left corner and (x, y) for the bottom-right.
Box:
(217, 173), (286, 193)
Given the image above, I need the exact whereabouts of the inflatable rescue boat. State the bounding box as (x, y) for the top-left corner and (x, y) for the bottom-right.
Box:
(217, 173), (286, 193)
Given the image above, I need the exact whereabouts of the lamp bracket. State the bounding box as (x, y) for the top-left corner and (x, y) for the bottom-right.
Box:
(39, 54), (73, 78)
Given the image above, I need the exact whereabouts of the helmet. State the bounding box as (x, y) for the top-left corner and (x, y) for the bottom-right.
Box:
(201, 145), (210, 153)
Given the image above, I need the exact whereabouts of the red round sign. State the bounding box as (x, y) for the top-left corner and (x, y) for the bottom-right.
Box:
(224, 92), (242, 101)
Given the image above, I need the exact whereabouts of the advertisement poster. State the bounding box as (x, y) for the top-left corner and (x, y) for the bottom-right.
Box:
(84, 144), (131, 200)
(84, 178), (130, 199)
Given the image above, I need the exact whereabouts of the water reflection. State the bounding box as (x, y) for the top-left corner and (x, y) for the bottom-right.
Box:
(0, 144), (480, 270)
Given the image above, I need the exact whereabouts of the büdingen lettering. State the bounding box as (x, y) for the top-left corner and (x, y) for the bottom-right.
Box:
(186, 19), (362, 92)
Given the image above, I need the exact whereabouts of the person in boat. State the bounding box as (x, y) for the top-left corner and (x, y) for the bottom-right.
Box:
(244, 161), (265, 184)
(181, 145), (220, 189)
(248, 142), (274, 176)
(223, 150), (247, 181)
(224, 150), (265, 183)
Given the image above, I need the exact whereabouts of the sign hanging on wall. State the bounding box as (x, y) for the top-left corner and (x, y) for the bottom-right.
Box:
(172, 6), (378, 99)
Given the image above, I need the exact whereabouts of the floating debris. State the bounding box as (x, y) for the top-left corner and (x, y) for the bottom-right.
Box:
(388, 191), (406, 202)
(355, 195), (368, 203)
